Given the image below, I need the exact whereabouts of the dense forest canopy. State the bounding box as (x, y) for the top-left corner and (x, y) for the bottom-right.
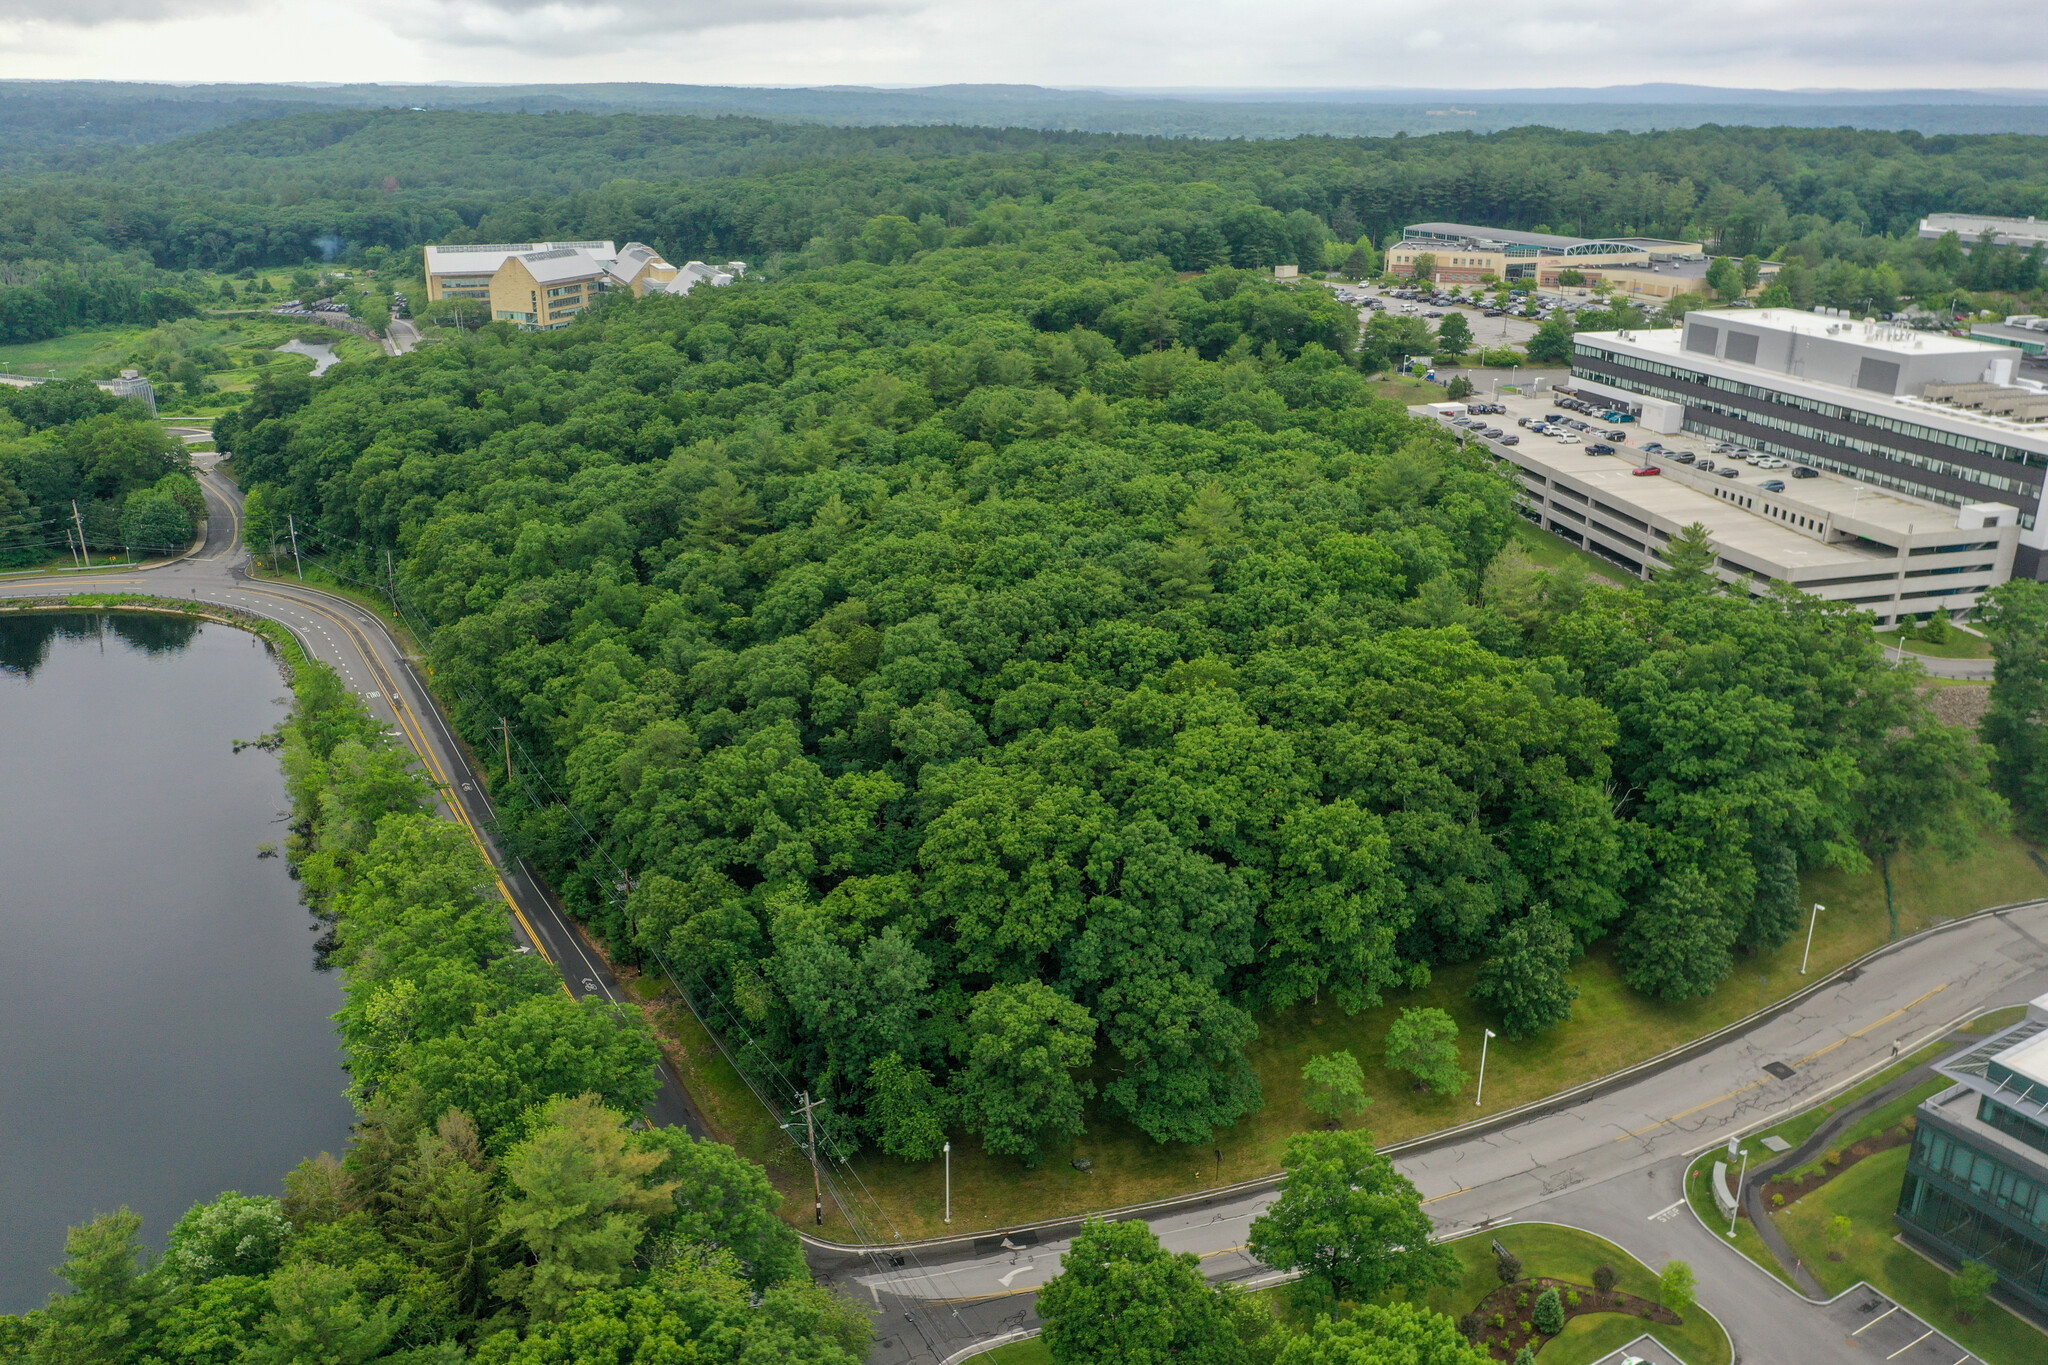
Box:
(219, 221), (1994, 1165)
(5, 113), (2048, 279)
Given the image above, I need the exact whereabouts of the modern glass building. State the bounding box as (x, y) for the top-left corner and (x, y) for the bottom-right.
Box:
(1897, 999), (2048, 1323)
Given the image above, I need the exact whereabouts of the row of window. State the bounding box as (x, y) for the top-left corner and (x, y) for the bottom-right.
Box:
(1982, 1096), (2048, 1159)
(1578, 342), (2048, 471)
(1913, 1125), (2048, 1233)
(1900, 1176), (2048, 1298)
(1584, 360), (2042, 512)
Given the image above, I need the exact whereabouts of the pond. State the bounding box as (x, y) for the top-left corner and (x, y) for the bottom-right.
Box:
(0, 612), (352, 1312)
(272, 339), (340, 376)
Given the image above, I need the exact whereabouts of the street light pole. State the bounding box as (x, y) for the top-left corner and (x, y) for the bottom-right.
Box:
(1475, 1028), (1497, 1106)
(943, 1141), (951, 1223)
(1726, 1147), (1750, 1238)
(1801, 902), (1824, 975)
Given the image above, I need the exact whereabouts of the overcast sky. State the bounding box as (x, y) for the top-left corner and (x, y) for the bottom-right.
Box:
(1, 0), (2043, 91)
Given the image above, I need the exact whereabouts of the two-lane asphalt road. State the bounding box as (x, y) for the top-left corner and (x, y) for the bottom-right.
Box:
(0, 465), (704, 1137)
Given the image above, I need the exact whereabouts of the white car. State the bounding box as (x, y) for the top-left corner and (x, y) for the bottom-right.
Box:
(1555, 434), (1582, 444)
(1753, 456), (1787, 469)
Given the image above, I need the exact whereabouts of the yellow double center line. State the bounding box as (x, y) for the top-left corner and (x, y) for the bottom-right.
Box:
(1611, 982), (1950, 1143)
(236, 583), (559, 973)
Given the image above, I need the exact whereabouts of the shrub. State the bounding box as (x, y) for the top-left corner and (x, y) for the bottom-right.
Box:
(1772, 1193), (1786, 1208)
(1566, 1290), (1581, 1309)
(1593, 1264), (1617, 1295)
(1516, 1292), (1529, 1309)
(1456, 1312), (1484, 1342)
(1491, 1313), (1505, 1330)
(1519, 1320), (1532, 1335)
(1514, 1349), (1536, 1365)
(1496, 1248), (1523, 1284)
(1533, 1287), (1565, 1335)
(1826, 1150), (1843, 1167)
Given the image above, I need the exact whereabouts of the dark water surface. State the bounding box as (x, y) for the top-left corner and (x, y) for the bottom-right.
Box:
(0, 613), (352, 1312)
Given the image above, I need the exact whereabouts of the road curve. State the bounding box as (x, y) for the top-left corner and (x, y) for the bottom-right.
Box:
(0, 465), (705, 1139)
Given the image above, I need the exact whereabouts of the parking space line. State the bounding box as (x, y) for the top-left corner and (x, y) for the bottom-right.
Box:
(1886, 1328), (1934, 1359)
(1853, 1303), (1901, 1335)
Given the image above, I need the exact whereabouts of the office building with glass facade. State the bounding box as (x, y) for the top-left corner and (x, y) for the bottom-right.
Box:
(1898, 998), (2048, 1323)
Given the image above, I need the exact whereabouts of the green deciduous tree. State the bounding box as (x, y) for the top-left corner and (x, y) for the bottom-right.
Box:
(1301, 1050), (1370, 1125)
(1248, 1129), (1456, 1307)
(952, 981), (1096, 1164)
(1038, 1218), (1240, 1365)
(25, 1210), (173, 1365)
(492, 1093), (678, 1322)
(1383, 1007), (1467, 1096)
(1435, 313), (1473, 355)
(1274, 1304), (1492, 1365)
(1621, 867), (1740, 1002)
(165, 1193), (294, 1283)
(1982, 580), (2048, 835)
(1659, 1259), (1696, 1314)
(243, 1262), (399, 1365)
(1950, 1260), (1997, 1323)
(1855, 720), (2005, 937)
(1471, 908), (1579, 1038)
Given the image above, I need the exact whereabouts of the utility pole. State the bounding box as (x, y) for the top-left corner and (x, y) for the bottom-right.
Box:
(287, 514), (304, 580)
(797, 1092), (824, 1225)
(386, 547), (395, 602)
(501, 717), (513, 784)
(71, 500), (89, 566)
(943, 1141), (951, 1223)
(64, 526), (80, 569)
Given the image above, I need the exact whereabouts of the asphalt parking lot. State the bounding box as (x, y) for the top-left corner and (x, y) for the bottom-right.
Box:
(1326, 280), (1542, 349)
(1820, 1286), (1983, 1364)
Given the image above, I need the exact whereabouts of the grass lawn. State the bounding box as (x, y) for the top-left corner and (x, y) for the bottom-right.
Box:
(1371, 374), (1452, 405)
(1414, 1224), (1730, 1365)
(980, 1338), (1051, 1365)
(1874, 627), (1993, 661)
(1774, 1147), (2047, 1365)
(704, 833), (2048, 1241)
(1683, 1153), (1785, 1287)
(1509, 519), (1633, 584)
(1958, 1006), (2030, 1036)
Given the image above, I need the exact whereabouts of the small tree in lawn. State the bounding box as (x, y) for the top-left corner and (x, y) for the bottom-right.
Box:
(1592, 1263), (1617, 1296)
(1472, 908), (1580, 1039)
(1659, 1260), (1696, 1316)
(1496, 1246), (1523, 1285)
(1826, 1215), (1852, 1261)
(1446, 375), (1475, 400)
(1385, 1008), (1467, 1097)
(1301, 1051), (1370, 1127)
(1533, 1287), (1565, 1335)
(1951, 1260), (1997, 1324)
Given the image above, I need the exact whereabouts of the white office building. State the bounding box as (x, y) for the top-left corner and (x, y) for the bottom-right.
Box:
(1563, 308), (2048, 585)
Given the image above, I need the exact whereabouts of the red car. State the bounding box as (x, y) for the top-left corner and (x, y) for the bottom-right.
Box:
(1630, 465), (1662, 477)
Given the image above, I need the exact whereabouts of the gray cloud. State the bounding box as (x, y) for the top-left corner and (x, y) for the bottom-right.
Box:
(0, 0), (247, 21)
(380, 0), (913, 51)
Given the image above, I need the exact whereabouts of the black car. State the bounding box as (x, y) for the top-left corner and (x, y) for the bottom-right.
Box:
(1588, 443), (1615, 455)
(1672, 452), (1697, 464)
(1643, 442), (1666, 454)
(1793, 467), (1820, 479)
(1696, 459), (1717, 472)
(1760, 479), (1786, 492)
(1517, 417), (1536, 428)
(1717, 466), (1740, 479)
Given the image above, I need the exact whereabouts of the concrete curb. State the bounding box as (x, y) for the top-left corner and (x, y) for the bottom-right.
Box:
(801, 895), (2048, 1258)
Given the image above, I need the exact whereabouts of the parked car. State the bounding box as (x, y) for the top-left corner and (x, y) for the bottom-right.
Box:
(1555, 434), (1582, 444)
(1717, 466), (1740, 478)
(1485, 428), (1504, 438)
(1696, 459), (1716, 472)
(1607, 430), (1627, 441)
(1589, 442), (1615, 454)
(1631, 465), (1663, 477)
(1517, 417), (1536, 428)
(1672, 452), (1697, 464)
(1643, 442), (1666, 454)
(1753, 456), (1787, 470)
(1793, 467), (1820, 479)
(1760, 479), (1787, 491)
(1500, 434), (1520, 445)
